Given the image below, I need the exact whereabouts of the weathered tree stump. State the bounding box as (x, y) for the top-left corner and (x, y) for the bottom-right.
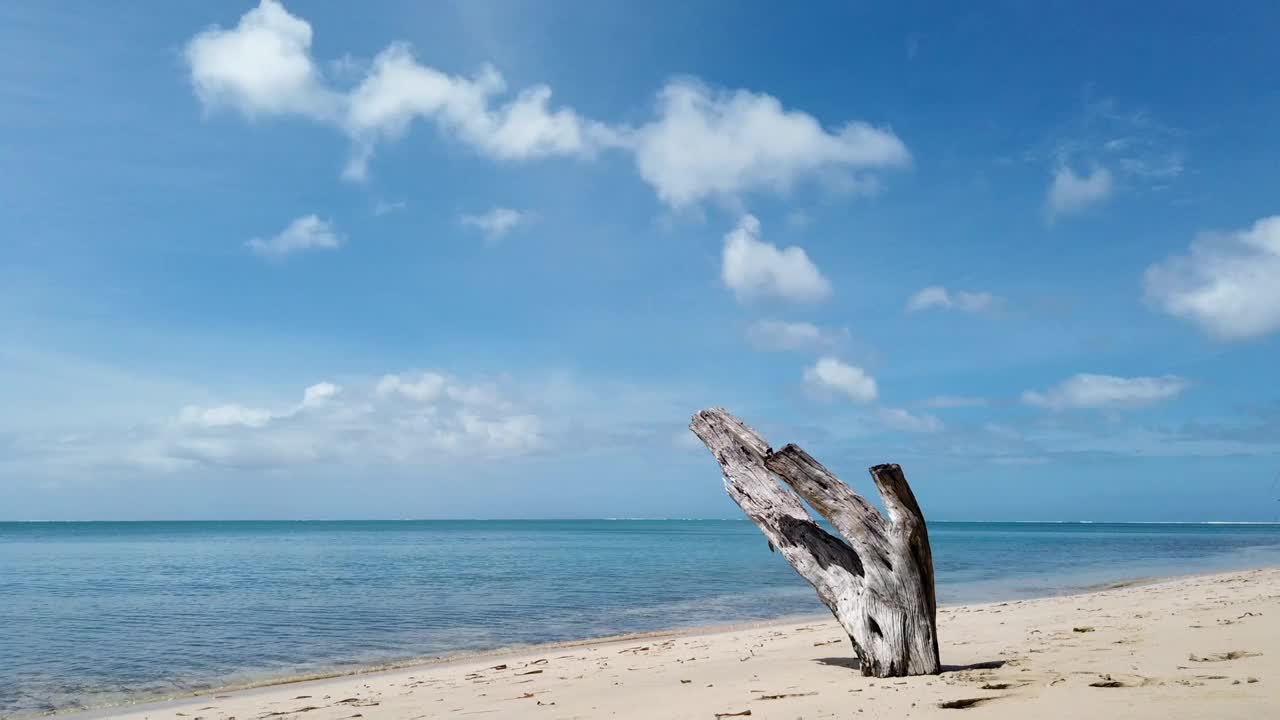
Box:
(689, 407), (940, 677)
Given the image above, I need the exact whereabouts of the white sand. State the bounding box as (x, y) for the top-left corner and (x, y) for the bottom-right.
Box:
(69, 568), (1278, 719)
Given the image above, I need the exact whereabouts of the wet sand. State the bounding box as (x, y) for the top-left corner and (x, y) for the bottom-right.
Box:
(63, 568), (1277, 719)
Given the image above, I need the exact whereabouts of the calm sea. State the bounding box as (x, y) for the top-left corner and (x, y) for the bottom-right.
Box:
(3, 520), (1280, 716)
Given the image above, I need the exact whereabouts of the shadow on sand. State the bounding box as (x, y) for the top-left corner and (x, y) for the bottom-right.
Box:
(815, 657), (1007, 673)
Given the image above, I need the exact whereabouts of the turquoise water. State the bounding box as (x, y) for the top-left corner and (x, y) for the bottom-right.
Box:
(3, 520), (1280, 716)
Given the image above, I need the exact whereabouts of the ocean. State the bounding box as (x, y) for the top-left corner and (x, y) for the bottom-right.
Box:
(3, 520), (1280, 716)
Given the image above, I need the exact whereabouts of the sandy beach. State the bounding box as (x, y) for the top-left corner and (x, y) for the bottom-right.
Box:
(62, 567), (1277, 720)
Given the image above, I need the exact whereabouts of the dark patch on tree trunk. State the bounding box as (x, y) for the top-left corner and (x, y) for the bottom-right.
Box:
(775, 516), (864, 576)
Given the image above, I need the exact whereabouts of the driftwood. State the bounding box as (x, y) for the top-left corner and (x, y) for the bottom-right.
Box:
(689, 407), (939, 677)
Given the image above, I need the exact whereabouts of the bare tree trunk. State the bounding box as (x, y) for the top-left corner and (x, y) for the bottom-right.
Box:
(689, 407), (940, 677)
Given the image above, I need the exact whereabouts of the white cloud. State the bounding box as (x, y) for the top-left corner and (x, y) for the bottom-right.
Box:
(878, 407), (943, 433)
(247, 215), (342, 257)
(744, 320), (843, 352)
(905, 286), (1002, 313)
(458, 413), (541, 452)
(1143, 215), (1280, 341)
(178, 404), (275, 429)
(0, 342), (724, 496)
(177, 383), (340, 434)
(803, 357), (877, 403)
(630, 79), (910, 208)
(376, 372), (446, 402)
(460, 207), (528, 242)
(1035, 98), (1183, 221)
(1046, 165), (1113, 220)
(184, 0), (337, 119)
(923, 395), (988, 409)
(722, 215), (831, 304)
(1022, 373), (1188, 410)
(184, 4), (910, 202)
(164, 372), (541, 469)
(341, 44), (616, 180)
(301, 382), (340, 407)
(186, 3), (613, 182)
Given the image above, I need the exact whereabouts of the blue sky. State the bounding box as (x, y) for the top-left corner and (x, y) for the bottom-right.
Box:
(3, 1), (1279, 521)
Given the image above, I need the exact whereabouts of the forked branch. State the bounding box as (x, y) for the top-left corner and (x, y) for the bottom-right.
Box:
(689, 407), (940, 677)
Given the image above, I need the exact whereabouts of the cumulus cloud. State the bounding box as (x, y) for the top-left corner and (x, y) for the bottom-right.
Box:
(161, 372), (542, 469)
(878, 407), (943, 433)
(803, 357), (877, 403)
(184, 3), (910, 201)
(460, 207), (528, 242)
(744, 320), (843, 352)
(1143, 215), (1280, 341)
(186, 2), (613, 182)
(340, 44), (616, 180)
(1046, 165), (1113, 220)
(1022, 373), (1188, 410)
(247, 215), (342, 257)
(905, 286), (1002, 313)
(629, 79), (910, 208)
(803, 361), (942, 433)
(185, 0), (338, 119)
(722, 215), (831, 304)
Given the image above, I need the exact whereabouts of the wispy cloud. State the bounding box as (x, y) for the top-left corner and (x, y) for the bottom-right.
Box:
(1022, 373), (1188, 410)
(923, 395), (989, 409)
(246, 215), (342, 258)
(373, 199), (406, 216)
(877, 406), (942, 433)
(744, 320), (845, 352)
(905, 286), (1002, 314)
(460, 207), (528, 243)
(1035, 95), (1184, 221)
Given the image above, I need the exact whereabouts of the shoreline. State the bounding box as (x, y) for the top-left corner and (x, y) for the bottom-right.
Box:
(44, 565), (1277, 720)
(42, 614), (831, 720)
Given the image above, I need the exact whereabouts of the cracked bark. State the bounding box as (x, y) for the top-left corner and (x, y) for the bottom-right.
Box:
(689, 407), (940, 677)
